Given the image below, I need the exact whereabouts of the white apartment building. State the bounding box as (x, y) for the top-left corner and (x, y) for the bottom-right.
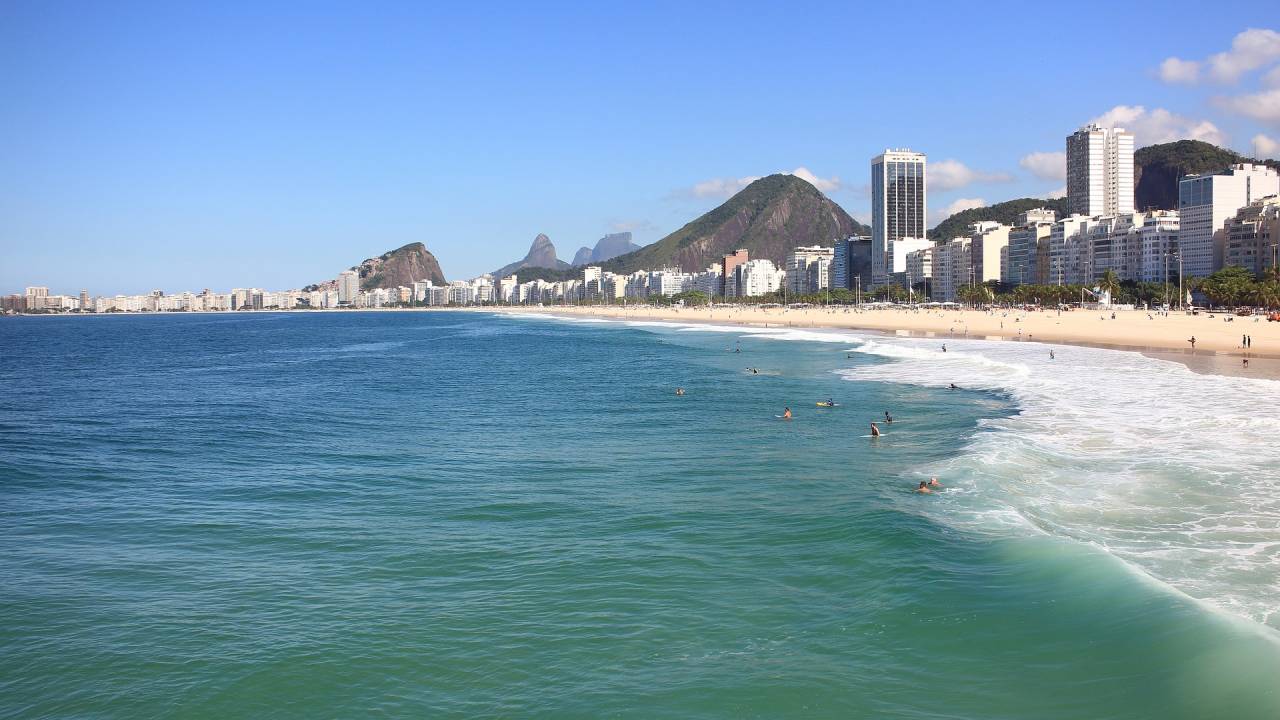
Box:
(1178, 164), (1280, 278)
(1067, 124), (1134, 217)
(1139, 211), (1181, 284)
(785, 246), (834, 294)
(886, 237), (933, 286)
(737, 259), (785, 297)
(1222, 196), (1280, 276)
(1006, 208), (1057, 286)
(904, 247), (933, 296)
(969, 222), (1011, 285)
(871, 150), (927, 287)
(1049, 215), (1104, 285)
(933, 238), (971, 301)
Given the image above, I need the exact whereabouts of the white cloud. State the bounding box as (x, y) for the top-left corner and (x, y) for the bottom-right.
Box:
(1215, 87), (1280, 126)
(1207, 28), (1280, 83)
(1046, 186), (1067, 200)
(1160, 29), (1280, 85)
(1263, 65), (1280, 89)
(930, 159), (1012, 191)
(681, 167), (841, 199)
(1018, 151), (1066, 181)
(1252, 133), (1280, 159)
(929, 197), (986, 225)
(1091, 105), (1228, 146)
(1159, 57), (1201, 84)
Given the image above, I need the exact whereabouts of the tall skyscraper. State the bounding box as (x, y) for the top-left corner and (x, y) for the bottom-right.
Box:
(1177, 163), (1280, 278)
(871, 150), (927, 287)
(1066, 124), (1134, 217)
(337, 270), (360, 305)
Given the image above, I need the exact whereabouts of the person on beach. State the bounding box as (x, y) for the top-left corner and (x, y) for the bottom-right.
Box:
(916, 481), (932, 494)
(1243, 358), (1250, 369)
(782, 407), (792, 420)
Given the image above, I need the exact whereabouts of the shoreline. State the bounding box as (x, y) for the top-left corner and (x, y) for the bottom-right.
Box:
(487, 305), (1280, 380)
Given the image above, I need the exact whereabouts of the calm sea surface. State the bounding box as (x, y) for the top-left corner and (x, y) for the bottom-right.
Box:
(2, 310), (1278, 718)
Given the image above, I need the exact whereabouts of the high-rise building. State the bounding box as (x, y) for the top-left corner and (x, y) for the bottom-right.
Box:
(871, 150), (927, 287)
(721, 249), (749, 298)
(1177, 164), (1280, 278)
(337, 270), (360, 305)
(1066, 124), (1134, 217)
(831, 236), (872, 291)
(78, 290), (90, 312)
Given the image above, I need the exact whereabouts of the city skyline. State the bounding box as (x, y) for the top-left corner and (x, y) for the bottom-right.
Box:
(3, 4), (1280, 293)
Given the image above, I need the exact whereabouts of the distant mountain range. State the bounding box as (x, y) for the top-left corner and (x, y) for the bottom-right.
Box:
(493, 233), (571, 277)
(571, 232), (641, 266)
(602, 174), (868, 274)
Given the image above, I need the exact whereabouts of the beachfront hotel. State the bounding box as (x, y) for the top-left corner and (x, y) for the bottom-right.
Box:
(871, 150), (927, 288)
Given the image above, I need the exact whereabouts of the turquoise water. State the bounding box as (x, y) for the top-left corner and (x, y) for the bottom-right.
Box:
(1, 311), (1278, 718)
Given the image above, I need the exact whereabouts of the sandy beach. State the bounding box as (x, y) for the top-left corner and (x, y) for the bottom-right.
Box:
(492, 304), (1280, 379)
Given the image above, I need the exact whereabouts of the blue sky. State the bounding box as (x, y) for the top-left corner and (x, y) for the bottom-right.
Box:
(2, 1), (1278, 294)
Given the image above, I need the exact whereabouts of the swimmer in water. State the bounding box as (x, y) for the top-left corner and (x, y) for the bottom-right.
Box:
(916, 481), (932, 494)
(942, 344), (947, 352)
(782, 407), (792, 420)
(884, 411), (893, 424)
(675, 387), (685, 396)
(928, 477), (941, 487)
(948, 383), (959, 390)
(870, 422), (881, 437)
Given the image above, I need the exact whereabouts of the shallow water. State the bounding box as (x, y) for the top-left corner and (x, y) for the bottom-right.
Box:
(1, 311), (1277, 718)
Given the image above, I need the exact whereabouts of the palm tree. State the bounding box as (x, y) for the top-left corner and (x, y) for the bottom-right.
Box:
(1097, 269), (1121, 302)
(1253, 280), (1280, 310)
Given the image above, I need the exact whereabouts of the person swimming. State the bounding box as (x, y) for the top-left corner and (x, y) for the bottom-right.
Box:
(916, 481), (932, 494)
(870, 422), (881, 437)
(948, 383), (959, 390)
(782, 407), (792, 420)
(942, 344), (947, 352)
(884, 411), (893, 423)
(675, 387), (685, 396)
(928, 477), (941, 487)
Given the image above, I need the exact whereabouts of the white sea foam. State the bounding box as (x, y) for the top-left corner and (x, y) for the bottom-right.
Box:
(842, 335), (1280, 631)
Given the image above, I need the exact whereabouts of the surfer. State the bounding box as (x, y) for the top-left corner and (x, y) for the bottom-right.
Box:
(948, 383), (959, 390)
(783, 407), (792, 420)
(1049, 349), (1055, 359)
(1188, 336), (1196, 349)
(884, 411), (893, 424)
(942, 344), (947, 352)
(675, 387), (685, 396)
(915, 481), (932, 494)
(870, 422), (881, 437)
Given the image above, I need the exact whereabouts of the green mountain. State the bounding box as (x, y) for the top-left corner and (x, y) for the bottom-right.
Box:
(602, 174), (868, 274)
(929, 197), (1069, 242)
(1135, 140), (1279, 210)
(357, 242), (447, 288)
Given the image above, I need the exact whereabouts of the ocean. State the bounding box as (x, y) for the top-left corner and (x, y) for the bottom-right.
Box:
(2, 310), (1278, 718)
